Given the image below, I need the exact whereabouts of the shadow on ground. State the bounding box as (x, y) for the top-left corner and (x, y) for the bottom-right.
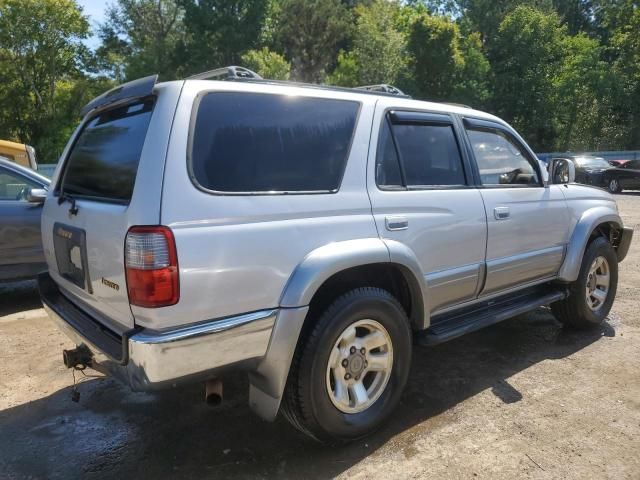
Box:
(0, 308), (614, 479)
(0, 280), (42, 316)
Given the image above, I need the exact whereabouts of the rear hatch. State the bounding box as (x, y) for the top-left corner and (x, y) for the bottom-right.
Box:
(42, 93), (166, 332)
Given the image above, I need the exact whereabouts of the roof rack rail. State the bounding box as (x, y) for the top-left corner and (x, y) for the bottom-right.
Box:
(354, 84), (407, 96)
(442, 102), (472, 109)
(188, 66), (263, 81)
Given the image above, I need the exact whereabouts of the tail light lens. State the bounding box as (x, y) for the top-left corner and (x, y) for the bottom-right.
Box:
(125, 226), (179, 307)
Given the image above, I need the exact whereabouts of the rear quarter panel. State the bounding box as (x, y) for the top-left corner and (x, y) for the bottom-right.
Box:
(139, 81), (379, 330)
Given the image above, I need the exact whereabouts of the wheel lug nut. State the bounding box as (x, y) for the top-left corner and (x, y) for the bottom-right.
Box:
(350, 346), (356, 354)
(341, 359), (348, 367)
(355, 375), (360, 381)
(344, 373), (351, 380)
(360, 348), (365, 354)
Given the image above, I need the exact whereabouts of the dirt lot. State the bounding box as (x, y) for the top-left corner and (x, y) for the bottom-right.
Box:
(1, 194), (639, 480)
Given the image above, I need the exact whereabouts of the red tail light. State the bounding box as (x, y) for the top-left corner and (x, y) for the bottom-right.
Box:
(125, 226), (179, 308)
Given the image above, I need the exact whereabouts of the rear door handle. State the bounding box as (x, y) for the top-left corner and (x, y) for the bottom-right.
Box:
(385, 216), (408, 231)
(494, 207), (510, 220)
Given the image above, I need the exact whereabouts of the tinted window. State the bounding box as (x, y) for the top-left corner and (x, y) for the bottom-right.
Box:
(467, 128), (540, 186)
(376, 119), (465, 188)
(375, 121), (403, 188)
(191, 93), (359, 193)
(61, 99), (154, 202)
(625, 160), (640, 169)
(0, 168), (38, 201)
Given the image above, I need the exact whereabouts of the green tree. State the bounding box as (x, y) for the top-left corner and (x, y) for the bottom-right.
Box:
(178, 0), (268, 74)
(276, 0), (351, 82)
(0, 0), (100, 161)
(98, 0), (185, 80)
(406, 13), (464, 101)
(608, 3), (640, 149)
(241, 47), (291, 79)
(490, 6), (566, 150)
(328, 0), (406, 87)
(452, 31), (492, 108)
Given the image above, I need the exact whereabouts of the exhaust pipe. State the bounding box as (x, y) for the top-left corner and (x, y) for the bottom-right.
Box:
(205, 377), (223, 406)
(63, 345), (92, 369)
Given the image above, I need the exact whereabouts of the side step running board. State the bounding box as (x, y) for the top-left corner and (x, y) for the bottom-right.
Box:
(417, 286), (567, 346)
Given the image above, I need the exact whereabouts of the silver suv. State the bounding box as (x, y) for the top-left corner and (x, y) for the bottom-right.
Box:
(39, 67), (633, 442)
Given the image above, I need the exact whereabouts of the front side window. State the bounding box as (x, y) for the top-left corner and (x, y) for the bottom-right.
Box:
(376, 116), (466, 188)
(191, 93), (359, 193)
(0, 168), (38, 201)
(467, 128), (540, 186)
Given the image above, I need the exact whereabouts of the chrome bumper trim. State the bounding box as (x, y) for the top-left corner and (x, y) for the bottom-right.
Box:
(41, 271), (277, 390)
(131, 309), (277, 344)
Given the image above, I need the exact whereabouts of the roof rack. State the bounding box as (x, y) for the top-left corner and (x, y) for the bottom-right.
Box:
(188, 66), (263, 81)
(442, 102), (472, 109)
(354, 84), (406, 96)
(186, 65), (412, 99)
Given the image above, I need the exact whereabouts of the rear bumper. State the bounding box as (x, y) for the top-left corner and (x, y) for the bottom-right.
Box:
(39, 272), (276, 391)
(617, 227), (634, 262)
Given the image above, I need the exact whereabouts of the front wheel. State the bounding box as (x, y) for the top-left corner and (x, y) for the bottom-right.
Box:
(552, 237), (618, 329)
(608, 178), (622, 193)
(281, 288), (412, 443)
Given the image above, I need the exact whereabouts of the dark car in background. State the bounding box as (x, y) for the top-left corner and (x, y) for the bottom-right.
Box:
(0, 157), (50, 282)
(551, 155), (640, 193)
(605, 160), (640, 193)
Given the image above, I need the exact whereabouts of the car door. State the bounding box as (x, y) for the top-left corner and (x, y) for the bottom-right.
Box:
(462, 118), (570, 295)
(0, 166), (45, 274)
(620, 160), (640, 189)
(368, 105), (488, 315)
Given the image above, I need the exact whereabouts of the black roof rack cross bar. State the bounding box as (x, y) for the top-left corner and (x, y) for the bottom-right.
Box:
(80, 74), (158, 117)
(354, 84), (407, 96)
(188, 66), (263, 81)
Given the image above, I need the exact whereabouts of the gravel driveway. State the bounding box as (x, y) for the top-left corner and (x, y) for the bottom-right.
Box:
(1, 193), (639, 479)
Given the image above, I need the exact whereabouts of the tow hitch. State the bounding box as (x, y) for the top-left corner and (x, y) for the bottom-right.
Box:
(62, 345), (94, 403)
(62, 345), (92, 369)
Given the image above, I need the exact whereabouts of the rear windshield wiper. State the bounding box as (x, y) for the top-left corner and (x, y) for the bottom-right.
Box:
(58, 191), (79, 215)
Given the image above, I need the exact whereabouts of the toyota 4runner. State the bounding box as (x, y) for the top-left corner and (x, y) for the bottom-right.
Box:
(39, 66), (633, 442)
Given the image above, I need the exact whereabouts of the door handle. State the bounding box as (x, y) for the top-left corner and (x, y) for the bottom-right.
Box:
(494, 207), (510, 220)
(385, 216), (408, 231)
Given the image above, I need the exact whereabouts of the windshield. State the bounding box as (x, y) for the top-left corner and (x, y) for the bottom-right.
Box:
(574, 157), (610, 168)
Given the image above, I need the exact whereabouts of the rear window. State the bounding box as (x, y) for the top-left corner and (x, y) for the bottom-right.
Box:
(60, 99), (154, 203)
(190, 92), (359, 193)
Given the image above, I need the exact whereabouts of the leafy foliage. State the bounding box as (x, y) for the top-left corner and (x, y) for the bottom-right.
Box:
(241, 47), (290, 80)
(1, 0), (640, 160)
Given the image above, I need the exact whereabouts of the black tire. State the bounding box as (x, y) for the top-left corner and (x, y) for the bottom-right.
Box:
(608, 178), (622, 193)
(281, 287), (412, 443)
(552, 236), (618, 329)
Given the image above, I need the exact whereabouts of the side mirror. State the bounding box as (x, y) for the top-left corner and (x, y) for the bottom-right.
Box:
(548, 158), (575, 185)
(27, 187), (47, 204)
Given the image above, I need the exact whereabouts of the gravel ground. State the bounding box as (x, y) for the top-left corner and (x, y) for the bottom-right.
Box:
(1, 193), (639, 480)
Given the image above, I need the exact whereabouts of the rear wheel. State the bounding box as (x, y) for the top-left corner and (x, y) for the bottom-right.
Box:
(552, 237), (618, 328)
(608, 178), (622, 193)
(281, 288), (412, 443)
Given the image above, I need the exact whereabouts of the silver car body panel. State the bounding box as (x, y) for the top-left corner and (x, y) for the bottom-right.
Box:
(40, 78), (631, 421)
(556, 184), (623, 282)
(41, 81), (184, 330)
(478, 186), (570, 294)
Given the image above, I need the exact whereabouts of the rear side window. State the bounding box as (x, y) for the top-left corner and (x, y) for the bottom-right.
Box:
(60, 99), (154, 203)
(376, 115), (466, 188)
(190, 93), (359, 193)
